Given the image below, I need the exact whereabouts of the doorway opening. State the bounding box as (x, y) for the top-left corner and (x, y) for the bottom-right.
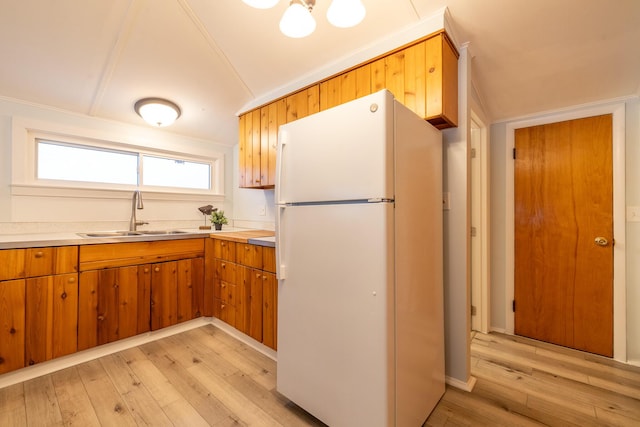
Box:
(470, 111), (490, 334)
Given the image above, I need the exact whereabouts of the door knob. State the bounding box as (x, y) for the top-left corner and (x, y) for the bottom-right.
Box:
(594, 237), (609, 246)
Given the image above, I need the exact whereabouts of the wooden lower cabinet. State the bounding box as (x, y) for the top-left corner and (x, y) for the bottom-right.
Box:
(0, 279), (25, 374)
(25, 273), (78, 365)
(78, 266), (150, 350)
(79, 256), (205, 349)
(211, 239), (277, 350)
(151, 258), (205, 330)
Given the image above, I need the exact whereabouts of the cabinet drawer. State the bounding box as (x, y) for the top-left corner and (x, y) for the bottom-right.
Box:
(26, 246), (78, 277)
(213, 239), (236, 262)
(214, 259), (237, 283)
(0, 249), (25, 281)
(236, 243), (263, 269)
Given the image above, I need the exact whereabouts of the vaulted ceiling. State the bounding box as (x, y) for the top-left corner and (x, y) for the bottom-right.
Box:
(1, 0), (638, 145)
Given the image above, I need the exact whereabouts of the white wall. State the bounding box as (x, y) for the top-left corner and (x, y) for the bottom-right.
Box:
(489, 96), (640, 365)
(441, 44), (472, 387)
(0, 97), (234, 233)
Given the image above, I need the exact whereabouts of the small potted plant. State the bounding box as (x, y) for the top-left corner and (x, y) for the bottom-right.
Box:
(210, 210), (228, 230)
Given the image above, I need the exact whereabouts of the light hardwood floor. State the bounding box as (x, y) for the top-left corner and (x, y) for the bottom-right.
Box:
(1, 326), (639, 426)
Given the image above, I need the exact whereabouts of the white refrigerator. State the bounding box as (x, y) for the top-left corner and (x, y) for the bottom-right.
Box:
(275, 90), (445, 426)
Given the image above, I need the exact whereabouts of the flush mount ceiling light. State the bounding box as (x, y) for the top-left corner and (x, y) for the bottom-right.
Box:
(243, 0), (366, 38)
(134, 98), (181, 127)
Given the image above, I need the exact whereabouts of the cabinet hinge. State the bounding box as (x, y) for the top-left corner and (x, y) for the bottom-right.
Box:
(471, 305), (477, 316)
(512, 300), (516, 312)
(471, 148), (477, 159)
(471, 226), (477, 237)
(513, 148), (516, 159)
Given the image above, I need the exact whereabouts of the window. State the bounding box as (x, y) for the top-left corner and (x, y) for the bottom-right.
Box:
(37, 141), (138, 185)
(35, 139), (214, 191)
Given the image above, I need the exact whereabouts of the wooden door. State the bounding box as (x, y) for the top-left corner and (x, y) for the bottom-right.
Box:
(514, 114), (613, 357)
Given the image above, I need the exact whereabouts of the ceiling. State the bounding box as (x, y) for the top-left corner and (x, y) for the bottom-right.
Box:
(1, 0), (639, 146)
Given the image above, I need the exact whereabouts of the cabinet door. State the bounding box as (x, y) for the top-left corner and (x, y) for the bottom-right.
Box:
(78, 266), (143, 350)
(262, 247), (276, 274)
(26, 273), (78, 365)
(0, 279), (25, 374)
(176, 257), (205, 323)
(249, 269), (264, 343)
(262, 272), (277, 350)
(426, 33), (458, 128)
(285, 85), (319, 123)
(151, 261), (178, 330)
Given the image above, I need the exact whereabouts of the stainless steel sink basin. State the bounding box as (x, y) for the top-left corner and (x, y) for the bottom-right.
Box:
(77, 230), (189, 238)
(77, 231), (143, 238)
(139, 230), (188, 235)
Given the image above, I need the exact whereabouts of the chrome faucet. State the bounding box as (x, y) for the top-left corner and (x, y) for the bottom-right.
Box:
(129, 190), (148, 231)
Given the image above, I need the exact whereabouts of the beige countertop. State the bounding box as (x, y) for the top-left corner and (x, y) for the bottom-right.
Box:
(0, 227), (269, 250)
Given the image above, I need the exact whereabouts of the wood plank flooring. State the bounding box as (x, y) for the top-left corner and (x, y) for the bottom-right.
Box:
(1, 326), (639, 426)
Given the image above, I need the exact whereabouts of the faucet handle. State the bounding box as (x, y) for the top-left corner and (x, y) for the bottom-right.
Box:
(136, 220), (149, 226)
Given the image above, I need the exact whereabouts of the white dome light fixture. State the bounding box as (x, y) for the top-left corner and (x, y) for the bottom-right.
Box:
(326, 0), (365, 28)
(280, 0), (316, 38)
(134, 98), (181, 127)
(244, 0), (365, 38)
(241, 0), (279, 9)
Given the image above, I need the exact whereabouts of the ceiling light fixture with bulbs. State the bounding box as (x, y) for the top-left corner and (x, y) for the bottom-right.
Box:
(242, 0), (366, 39)
(134, 98), (181, 127)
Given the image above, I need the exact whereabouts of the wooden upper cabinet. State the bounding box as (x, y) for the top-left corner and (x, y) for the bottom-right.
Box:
(238, 30), (458, 188)
(320, 65), (372, 111)
(425, 33), (458, 128)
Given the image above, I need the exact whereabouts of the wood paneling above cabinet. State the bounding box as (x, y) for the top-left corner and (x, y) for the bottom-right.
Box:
(238, 31), (459, 189)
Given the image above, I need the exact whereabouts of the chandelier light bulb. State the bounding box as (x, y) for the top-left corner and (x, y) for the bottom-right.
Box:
(280, 1), (316, 38)
(326, 0), (366, 28)
(242, 0), (279, 9)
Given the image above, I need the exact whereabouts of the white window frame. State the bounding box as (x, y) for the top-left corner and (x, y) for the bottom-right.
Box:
(11, 116), (225, 202)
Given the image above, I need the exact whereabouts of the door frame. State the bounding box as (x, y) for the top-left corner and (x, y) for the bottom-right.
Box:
(470, 110), (490, 334)
(504, 102), (626, 361)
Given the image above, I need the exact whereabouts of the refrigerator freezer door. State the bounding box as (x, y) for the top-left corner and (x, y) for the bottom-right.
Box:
(276, 90), (395, 205)
(277, 201), (395, 426)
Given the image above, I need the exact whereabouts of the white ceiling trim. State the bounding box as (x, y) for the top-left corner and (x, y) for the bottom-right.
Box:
(176, 0), (254, 99)
(88, 0), (141, 117)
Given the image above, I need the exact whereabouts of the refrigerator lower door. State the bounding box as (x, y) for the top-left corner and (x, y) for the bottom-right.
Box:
(277, 202), (395, 426)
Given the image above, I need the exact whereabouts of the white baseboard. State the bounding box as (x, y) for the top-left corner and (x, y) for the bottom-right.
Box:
(446, 375), (477, 392)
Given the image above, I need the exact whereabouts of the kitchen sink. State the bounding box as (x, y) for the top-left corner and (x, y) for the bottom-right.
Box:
(138, 230), (188, 235)
(78, 231), (143, 237)
(77, 230), (188, 238)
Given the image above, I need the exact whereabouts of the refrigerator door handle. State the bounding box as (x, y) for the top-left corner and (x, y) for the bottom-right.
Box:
(275, 204), (286, 280)
(275, 130), (288, 204)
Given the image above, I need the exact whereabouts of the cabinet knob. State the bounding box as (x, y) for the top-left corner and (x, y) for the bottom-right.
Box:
(61, 292), (67, 300)
(221, 263), (226, 268)
(221, 283), (226, 288)
(98, 315), (105, 321)
(221, 242), (226, 247)
(34, 251), (44, 258)
(221, 304), (225, 310)
(67, 277), (76, 283)
(144, 268), (150, 273)
(154, 267), (160, 272)
(256, 273), (260, 278)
